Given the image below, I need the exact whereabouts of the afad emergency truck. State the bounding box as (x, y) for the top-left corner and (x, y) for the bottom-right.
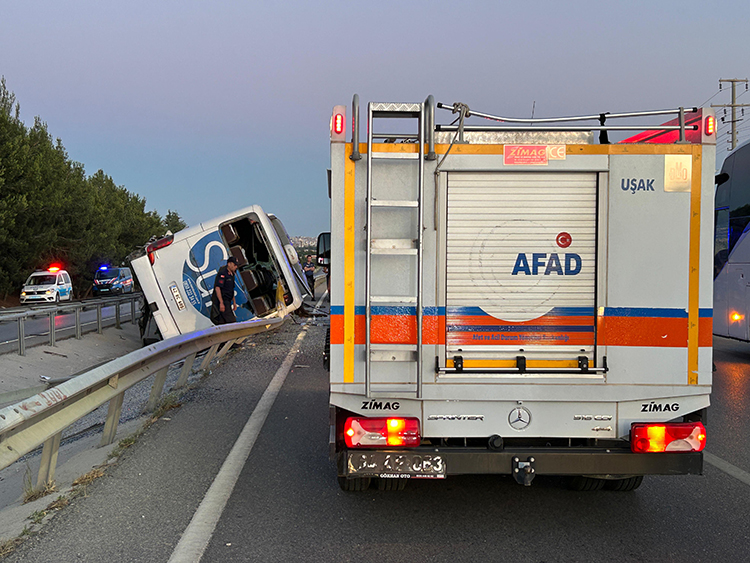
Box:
(326, 95), (716, 491)
(129, 205), (310, 342)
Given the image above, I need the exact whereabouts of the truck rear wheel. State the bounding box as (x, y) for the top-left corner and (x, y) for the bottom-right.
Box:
(604, 476), (644, 492)
(376, 478), (407, 491)
(338, 476), (371, 491)
(567, 476), (606, 491)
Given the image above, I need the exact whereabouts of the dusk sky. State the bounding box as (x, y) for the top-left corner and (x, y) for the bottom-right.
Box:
(2, 0), (748, 236)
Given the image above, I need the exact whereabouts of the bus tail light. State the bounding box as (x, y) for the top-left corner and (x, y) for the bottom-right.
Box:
(631, 422), (706, 453)
(146, 234), (174, 265)
(344, 417), (420, 448)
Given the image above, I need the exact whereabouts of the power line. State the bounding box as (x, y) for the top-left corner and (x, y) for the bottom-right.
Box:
(712, 78), (750, 150)
(699, 90), (722, 107)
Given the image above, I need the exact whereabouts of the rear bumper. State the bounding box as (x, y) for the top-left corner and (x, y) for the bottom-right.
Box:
(338, 447), (703, 477)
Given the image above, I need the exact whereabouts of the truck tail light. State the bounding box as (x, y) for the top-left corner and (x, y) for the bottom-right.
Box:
(705, 115), (715, 136)
(146, 234), (174, 265)
(631, 422), (706, 453)
(344, 417), (420, 448)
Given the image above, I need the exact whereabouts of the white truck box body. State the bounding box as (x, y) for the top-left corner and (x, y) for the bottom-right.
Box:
(327, 100), (715, 460)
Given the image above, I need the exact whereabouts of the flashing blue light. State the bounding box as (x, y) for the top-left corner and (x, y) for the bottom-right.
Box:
(99, 266), (109, 271)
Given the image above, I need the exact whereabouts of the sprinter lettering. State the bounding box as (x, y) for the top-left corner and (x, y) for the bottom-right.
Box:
(511, 253), (581, 275)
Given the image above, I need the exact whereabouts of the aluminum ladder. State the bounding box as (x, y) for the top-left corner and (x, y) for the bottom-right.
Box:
(365, 102), (425, 398)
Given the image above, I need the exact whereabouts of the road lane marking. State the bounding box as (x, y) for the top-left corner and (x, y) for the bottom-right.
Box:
(704, 452), (750, 487)
(168, 327), (308, 563)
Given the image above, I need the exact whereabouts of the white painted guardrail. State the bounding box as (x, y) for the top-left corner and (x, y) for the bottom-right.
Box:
(0, 316), (283, 493)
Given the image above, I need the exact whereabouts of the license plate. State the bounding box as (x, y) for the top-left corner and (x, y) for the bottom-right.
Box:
(347, 452), (446, 479)
(169, 283), (186, 311)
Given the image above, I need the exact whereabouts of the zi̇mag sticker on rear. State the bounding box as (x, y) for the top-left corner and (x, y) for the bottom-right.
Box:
(181, 231), (253, 321)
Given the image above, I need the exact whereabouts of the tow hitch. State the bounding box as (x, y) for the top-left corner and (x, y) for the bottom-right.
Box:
(512, 456), (536, 486)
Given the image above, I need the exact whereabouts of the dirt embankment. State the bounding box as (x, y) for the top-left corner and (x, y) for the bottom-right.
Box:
(0, 296), (21, 309)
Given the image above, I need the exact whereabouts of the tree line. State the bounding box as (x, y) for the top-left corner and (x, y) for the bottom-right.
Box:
(0, 78), (186, 299)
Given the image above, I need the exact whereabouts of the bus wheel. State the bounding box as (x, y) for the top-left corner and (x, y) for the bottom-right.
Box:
(604, 476), (643, 492)
(338, 476), (371, 492)
(567, 476), (605, 491)
(376, 478), (407, 491)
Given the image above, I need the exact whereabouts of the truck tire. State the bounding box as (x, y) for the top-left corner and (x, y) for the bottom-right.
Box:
(567, 476), (606, 491)
(376, 478), (407, 491)
(338, 476), (371, 492)
(604, 476), (644, 492)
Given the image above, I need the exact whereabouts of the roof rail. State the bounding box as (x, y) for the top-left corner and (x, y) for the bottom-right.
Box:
(436, 102), (699, 143)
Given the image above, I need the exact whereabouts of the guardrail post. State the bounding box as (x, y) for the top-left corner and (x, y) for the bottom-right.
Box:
(36, 431), (62, 490)
(75, 306), (82, 339)
(176, 352), (197, 389)
(100, 392), (125, 447)
(49, 310), (56, 347)
(18, 316), (26, 356)
(216, 338), (238, 359)
(115, 301), (121, 329)
(199, 344), (220, 371)
(96, 303), (103, 334)
(145, 366), (170, 413)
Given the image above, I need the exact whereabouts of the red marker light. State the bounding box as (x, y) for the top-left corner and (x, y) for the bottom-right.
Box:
(48, 266), (61, 273)
(331, 105), (346, 142)
(333, 113), (345, 135)
(705, 115), (715, 136)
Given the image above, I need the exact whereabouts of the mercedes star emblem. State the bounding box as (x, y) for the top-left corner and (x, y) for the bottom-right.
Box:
(508, 407), (532, 430)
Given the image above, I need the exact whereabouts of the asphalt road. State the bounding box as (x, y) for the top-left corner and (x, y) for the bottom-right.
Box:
(5, 306), (750, 562)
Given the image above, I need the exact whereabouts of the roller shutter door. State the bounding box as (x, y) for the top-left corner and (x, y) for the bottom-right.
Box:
(446, 172), (597, 367)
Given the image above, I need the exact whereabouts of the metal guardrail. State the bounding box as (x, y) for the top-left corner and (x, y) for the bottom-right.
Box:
(0, 316), (283, 492)
(0, 294), (143, 356)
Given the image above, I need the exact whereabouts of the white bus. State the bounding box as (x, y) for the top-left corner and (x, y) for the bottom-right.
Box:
(714, 141), (750, 340)
(129, 205), (310, 343)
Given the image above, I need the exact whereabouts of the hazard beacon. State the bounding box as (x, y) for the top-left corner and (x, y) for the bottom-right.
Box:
(321, 96), (715, 491)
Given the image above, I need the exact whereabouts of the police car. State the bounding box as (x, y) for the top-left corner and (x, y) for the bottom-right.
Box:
(20, 266), (73, 304)
(92, 266), (134, 296)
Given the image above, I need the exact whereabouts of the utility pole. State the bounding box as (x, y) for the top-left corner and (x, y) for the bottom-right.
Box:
(712, 78), (750, 150)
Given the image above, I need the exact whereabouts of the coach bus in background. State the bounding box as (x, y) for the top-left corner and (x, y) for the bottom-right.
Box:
(714, 141), (750, 341)
(129, 205), (311, 344)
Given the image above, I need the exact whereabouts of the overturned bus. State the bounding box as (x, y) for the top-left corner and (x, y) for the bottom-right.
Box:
(129, 205), (311, 343)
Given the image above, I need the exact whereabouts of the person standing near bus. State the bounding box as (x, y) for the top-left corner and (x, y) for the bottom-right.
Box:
(211, 256), (239, 324)
(303, 255), (316, 298)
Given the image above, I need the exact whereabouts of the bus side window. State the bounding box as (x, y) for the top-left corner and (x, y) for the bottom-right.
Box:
(715, 208), (729, 278)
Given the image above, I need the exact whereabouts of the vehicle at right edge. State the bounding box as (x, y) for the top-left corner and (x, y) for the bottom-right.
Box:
(713, 140), (750, 340)
(325, 95), (716, 491)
